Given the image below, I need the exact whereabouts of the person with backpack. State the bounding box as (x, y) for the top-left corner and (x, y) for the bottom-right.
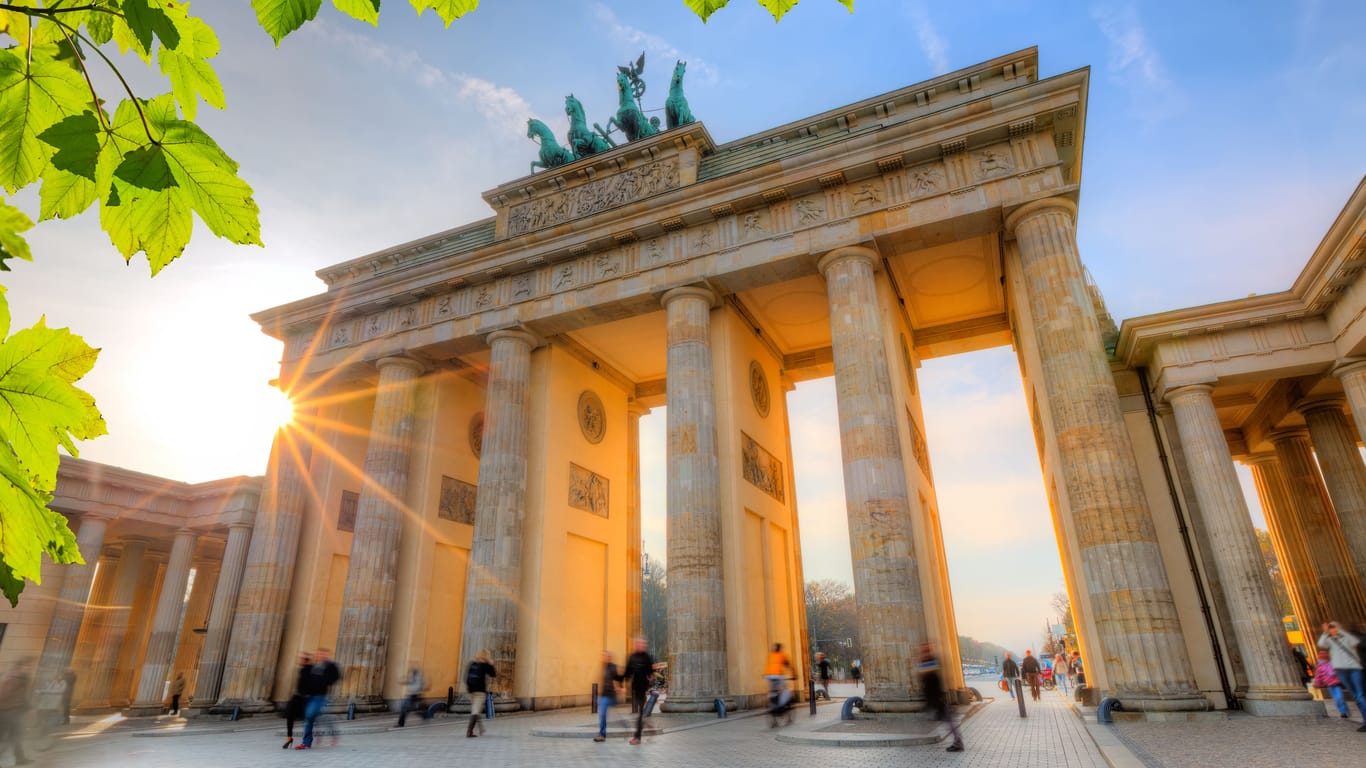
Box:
(1318, 621), (1366, 731)
(465, 649), (496, 738)
(396, 666), (427, 727)
(1313, 649), (1350, 718)
(295, 648), (342, 750)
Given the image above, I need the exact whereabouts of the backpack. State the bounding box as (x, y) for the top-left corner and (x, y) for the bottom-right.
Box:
(466, 662), (483, 691)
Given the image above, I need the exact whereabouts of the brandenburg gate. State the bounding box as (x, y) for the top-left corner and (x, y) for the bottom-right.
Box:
(7, 47), (1365, 720)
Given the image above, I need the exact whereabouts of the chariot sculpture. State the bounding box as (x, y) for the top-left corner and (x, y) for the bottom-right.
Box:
(525, 52), (696, 174)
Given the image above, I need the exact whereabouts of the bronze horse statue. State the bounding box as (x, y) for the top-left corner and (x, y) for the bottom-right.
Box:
(666, 60), (695, 129)
(605, 70), (658, 142)
(527, 118), (575, 174)
(565, 94), (613, 158)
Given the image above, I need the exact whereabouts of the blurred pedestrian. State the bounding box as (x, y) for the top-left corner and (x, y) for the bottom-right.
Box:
(918, 643), (964, 753)
(1291, 646), (1314, 687)
(623, 637), (655, 745)
(1021, 650), (1041, 701)
(0, 658), (34, 765)
(396, 666), (427, 727)
(1052, 651), (1069, 694)
(60, 668), (76, 725)
(1318, 621), (1366, 731)
(296, 648), (342, 749)
(850, 659), (862, 688)
(1313, 649), (1349, 718)
(815, 652), (832, 698)
(593, 650), (622, 742)
(765, 643), (794, 727)
(168, 672), (186, 715)
(1001, 652), (1019, 699)
(282, 651), (311, 749)
(465, 649), (496, 738)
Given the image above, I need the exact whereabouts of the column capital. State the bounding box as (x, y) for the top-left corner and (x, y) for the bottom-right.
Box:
(375, 355), (424, 375)
(816, 245), (880, 277)
(485, 328), (539, 351)
(626, 401), (651, 418)
(226, 521), (254, 533)
(1298, 395), (1346, 416)
(1244, 452), (1280, 468)
(1269, 426), (1311, 445)
(1332, 359), (1366, 380)
(1164, 383), (1216, 404)
(1004, 196), (1078, 236)
(661, 285), (718, 309)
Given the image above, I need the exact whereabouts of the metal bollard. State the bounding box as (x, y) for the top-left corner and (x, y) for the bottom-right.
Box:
(714, 698), (727, 718)
(591, 683), (599, 714)
(230, 706), (240, 721)
(644, 693), (659, 718)
(809, 680), (817, 715)
(447, 686), (455, 710)
(486, 693), (494, 720)
(347, 701), (356, 721)
(1014, 679), (1026, 717)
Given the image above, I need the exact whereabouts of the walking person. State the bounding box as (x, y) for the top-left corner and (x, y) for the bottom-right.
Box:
(168, 672), (186, 715)
(1053, 651), (1069, 694)
(815, 652), (832, 699)
(0, 658), (34, 766)
(918, 643), (964, 753)
(850, 659), (862, 689)
(1070, 651), (1086, 687)
(282, 652), (311, 749)
(1001, 652), (1020, 699)
(1021, 649), (1041, 701)
(593, 650), (622, 743)
(60, 668), (77, 725)
(396, 666), (427, 727)
(623, 637), (655, 746)
(465, 649), (496, 738)
(1318, 621), (1366, 730)
(1313, 649), (1351, 718)
(296, 648), (342, 750)
(764, 643), (794, 727)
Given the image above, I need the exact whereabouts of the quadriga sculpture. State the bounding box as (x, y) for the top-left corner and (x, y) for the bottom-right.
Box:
(527, 118), (575, 174)
(606, 70), (659, 142)
(566, 94), (613, 159)
(665, 60), (695, 130)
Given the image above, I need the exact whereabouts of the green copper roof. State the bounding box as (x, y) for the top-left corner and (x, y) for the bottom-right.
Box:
(697, 123), (881, 182)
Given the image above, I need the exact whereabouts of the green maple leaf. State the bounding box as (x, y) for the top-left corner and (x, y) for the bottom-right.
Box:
(757, 0), (798, 21)
(37, 112), (104, 221)
(409, 0), (480, 27)
(334, 0), (382, 25)
(0, 197), (34, 270)
(0, 46), (91, 194)
(121, 0), (180, 56)
(157, 8), (226, 120)
(252, 0), (324, 45)
(684, 0), (730, 21)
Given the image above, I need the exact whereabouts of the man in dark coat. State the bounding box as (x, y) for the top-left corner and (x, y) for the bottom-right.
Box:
(1001, 652), (1020, 699)
(465, 649), (496, 738)
(623, 637), (655, 746)
(918, 643), (964, 753)
(296, 648), (341, 749)
(1021, 650), (1042, 701)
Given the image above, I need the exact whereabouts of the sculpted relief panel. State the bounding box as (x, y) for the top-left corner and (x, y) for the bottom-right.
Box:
(569, 463), (609, 517)
(507, 158), (681, 237)
(741, 431), (785, 502)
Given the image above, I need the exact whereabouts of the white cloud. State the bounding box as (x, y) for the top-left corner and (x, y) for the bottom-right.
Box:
(1090, 2), (1180, 124)
(592, 3), (720, 86)
(904, 2), (950, 75)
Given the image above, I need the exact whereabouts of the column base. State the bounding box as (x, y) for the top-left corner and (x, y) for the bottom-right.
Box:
(324, 695), (389, 714)
(1239, 698), (1323, 717)
(859, 697), (928, 713)
(123, 704), (170, 718)
(208, 698), (278, 716)
(660, 695), (737, 713)
(1108, 689), (1211, 712)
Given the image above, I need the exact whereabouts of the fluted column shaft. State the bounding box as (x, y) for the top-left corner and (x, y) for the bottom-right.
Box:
(334, 357), (424, 705)
(460, 331), (537, 703)
(1271, 429), (1366, 625)
(660, 287), (730, 711)
(84, 537), (148, 707)
(817, 247), (925, 712)
(1167, 386), (1308, 703)
(626, 403), (648, 645)
(215, 425), (312, 710)
(38, 514), (110, 684)
(1006, 198), (1204, 710)
(1301, 399), (1366, 597)
(1247, 455), (1328, 642)
(191, 522), (255, 707)
(128, 528), (198, 714)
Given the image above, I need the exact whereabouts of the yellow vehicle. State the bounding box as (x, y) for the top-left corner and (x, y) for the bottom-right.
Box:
(1283, 615), (1304, 647)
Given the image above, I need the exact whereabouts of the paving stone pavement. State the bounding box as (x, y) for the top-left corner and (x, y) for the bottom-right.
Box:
(10, 683), (1360, 767)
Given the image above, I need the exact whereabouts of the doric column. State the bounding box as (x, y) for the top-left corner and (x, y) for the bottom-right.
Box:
(1247, 454), (1329, 643)
(127, 528), (198, 715)
(1006, 198), (1205, 711)
(335, 356), (424, 707)
(817, 247), (926, 712)
(190, 522), (255, 709)
(214, 425), (312, 711)
(659, 286), (731, 712)
(1300, 397), (1366, 596)
(1166, 386), (1312, 712)
(1270, 428), (1366, 625)
(459, 330), (537, 706)
(83, 537), (149, 708)
(626, 402), (649, 646)
(38, 513), (111, 684)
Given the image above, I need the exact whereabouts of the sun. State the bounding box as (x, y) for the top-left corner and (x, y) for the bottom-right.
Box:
(265, 385), (296, 430)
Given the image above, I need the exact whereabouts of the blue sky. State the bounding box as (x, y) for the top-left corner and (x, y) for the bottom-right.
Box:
(6, 0), (1365, 655)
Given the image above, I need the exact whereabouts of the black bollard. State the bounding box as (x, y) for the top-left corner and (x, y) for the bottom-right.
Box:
(808, 679), (817, 715)
(1014, 679), (1026, 717)
(447, 686), (455, 710)
(230, 706), (240, 721)
(486, 692), (494, 720)
(591, 683), (599, 714)
(347, 701), (356, 721)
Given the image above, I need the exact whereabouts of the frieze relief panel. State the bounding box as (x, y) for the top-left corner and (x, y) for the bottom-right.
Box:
(792, 196), (826, 226)
(568, 462), (610, 517)
(507, 158), (682, 237)
(907, 162), (947, 198)
(438, 475), (477, 524)
(741, 431), (785, 503)
(971, 146), (1016, 181)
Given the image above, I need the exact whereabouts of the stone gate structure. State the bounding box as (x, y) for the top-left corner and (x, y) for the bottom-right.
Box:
(4, 47), (1365, 719)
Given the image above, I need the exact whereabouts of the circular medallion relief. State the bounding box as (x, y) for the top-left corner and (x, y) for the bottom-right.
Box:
(469, 412), (484, 458)
(749, 360), (771, 418)
(578, 390), (606, 444)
